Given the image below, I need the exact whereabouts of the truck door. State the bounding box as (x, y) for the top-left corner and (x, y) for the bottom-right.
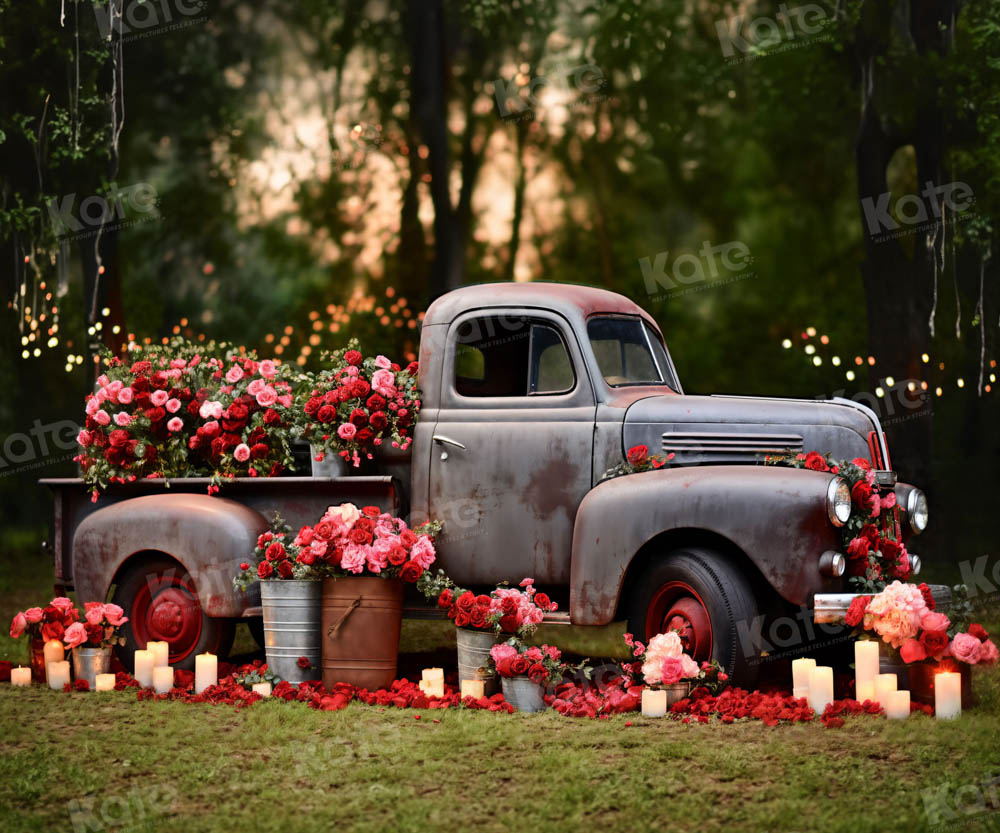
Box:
(427, 310), (596, 586)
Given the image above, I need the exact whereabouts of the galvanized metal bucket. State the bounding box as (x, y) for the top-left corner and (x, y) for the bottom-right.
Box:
(501, 676), (546, 713)
(664, 682), (691, 706)
(71, 646), (111, 691)
(260, 579), (322, 683)
(310, 446), (348, 477)
(456, 627), (500, 696)
(321, 576), (404, 690)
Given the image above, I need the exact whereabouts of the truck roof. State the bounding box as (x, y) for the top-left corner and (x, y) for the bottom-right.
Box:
(423, 282), (659, 330)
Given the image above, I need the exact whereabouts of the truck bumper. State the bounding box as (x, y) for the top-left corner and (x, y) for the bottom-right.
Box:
(813, 583), (952, 623)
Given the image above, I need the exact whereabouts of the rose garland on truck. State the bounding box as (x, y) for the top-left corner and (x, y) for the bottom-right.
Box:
(297, 339), (421, 468)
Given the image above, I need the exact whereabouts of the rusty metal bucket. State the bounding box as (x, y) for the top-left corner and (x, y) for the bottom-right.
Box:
(260, 579), (322, 683)
(456, 627), (500, 696)
(321, 576), (403, 690)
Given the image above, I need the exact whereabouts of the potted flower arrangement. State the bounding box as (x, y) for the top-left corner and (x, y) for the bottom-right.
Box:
(429, 576), (558, 695)
(234, 513), (322, 683)
(9, 597), (82, 682)
(845, 580), (997, 705)
(76, 340), (299, 500)
(293, 502), (441, 689)
(624, 630), (706, 706)
(488, 640), (568, 712)
(62, 603), (129, 690)
(296, 339), (420, 473)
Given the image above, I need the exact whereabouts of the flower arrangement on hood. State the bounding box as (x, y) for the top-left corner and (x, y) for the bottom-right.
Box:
(10, 597), (81, 643)
(600, 444), (675, 481)
(76, 339), (299, 499)
(489, 639), (571, 687)
(297, 339), (420, 468)
(766, 451), (906, 591)
(62, 603), (129, 650)
(846, 580), (998, 666)
(427, 576), (557, 637)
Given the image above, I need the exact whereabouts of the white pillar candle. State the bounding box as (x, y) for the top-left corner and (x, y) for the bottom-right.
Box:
(874, 673), (897, 706)
(791, 657), (816, 691)
(195, 653), (217, 694)
(252, 682), (272, 698)
(460, 679), (485, 699)
(147, 641), (170, 668)
(134, 650), (154, 688)
(11, 667), (31, 687)
(886, 689), (910, 719)
(43, 640), (64, 666)
(95, 673), (116, 692)
(152, 666), (174, 694)
(641, 688), (668, 717)
(47, 660), (70, 690)
(418, 678), (444, 698)
(854, 640), (879, 689)
(935, 672), (962, 720)
(856, 679), (876, 703)
(808, 666), (834, 715)
(792, 685), (810, 701)
(421, 667), (444, 683)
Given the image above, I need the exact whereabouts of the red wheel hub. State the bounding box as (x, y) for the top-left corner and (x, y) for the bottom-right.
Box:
(130, 573), (203, 663)
(645, 581), (713, 660)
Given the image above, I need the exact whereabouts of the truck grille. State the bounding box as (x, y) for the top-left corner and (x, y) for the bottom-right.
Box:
(661, 431), (804, 464)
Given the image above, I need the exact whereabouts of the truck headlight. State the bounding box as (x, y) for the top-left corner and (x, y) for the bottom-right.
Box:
(906, 489), (929, 534)
(827, 476), (851, 526)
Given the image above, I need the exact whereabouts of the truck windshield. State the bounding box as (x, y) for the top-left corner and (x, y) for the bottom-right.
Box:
(587, 316), (678, 391)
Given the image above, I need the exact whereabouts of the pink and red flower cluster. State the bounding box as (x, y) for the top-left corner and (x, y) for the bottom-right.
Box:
(489, 641), (565, 686)
(436, 577), (556, 637)
(10, 597), (80, 643)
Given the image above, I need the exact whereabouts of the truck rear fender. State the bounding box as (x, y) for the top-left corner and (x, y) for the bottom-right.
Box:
(73, 493), (268, 617)
(569, 465), (843, 625)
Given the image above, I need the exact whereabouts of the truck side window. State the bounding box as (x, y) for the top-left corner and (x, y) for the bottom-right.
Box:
(454, 316), (574, 397)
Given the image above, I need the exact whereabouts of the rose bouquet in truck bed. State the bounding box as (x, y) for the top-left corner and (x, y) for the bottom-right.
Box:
(296, 338), (420, 468)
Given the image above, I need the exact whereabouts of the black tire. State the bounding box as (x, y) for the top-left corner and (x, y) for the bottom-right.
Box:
(111, 555), (235, 671)
(626, 547), (760, 689)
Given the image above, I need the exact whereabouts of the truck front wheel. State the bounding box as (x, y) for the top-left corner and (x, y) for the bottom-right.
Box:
(111, 556), (235, 671)
(626, 548), (759, 688)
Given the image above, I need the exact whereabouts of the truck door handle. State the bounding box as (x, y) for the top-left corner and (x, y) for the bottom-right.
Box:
(432, 434), (466, 450)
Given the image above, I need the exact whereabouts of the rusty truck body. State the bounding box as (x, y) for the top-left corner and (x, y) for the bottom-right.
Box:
(42, 282), (932, 681)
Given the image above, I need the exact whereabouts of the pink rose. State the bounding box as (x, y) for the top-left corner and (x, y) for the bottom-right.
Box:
(150, 390), (169, 406)
(85, 398), (100, 416)
(85, 604), (106, 626)
(259, 360), (277, 379)
(374, 355), (392, 369)
(50, 597), (75, 613)
(199, 401), (224, 419)
(371, 369), (396, 397)
(899, 637), (927, 663)
(63, 622), (88, 649)
(94, 409), (110, 426)
(202, 420), (220, 436)
(117, 387), (133, 404)
(103, 604), (127, 626)
(166, 398), (182, 413)
(410, 536), (436, 569)
(920, 610), (950, 633)
(225, 366), (244, 384)
(247, 379), (265, 397)
(950, 632), (983, 665)
(337, 423), (357, 440)
(234, 443), (251, 462)
(113, 412), (132, 427)
(980, 639), (999, 665)
(255, 386), (278, 407)
(77, 429), (93, 447)
(9, 612), (26, 639)
(659, 656), (685, 685)
(167, 417), (184, 432)
(24, 607), (43, 623)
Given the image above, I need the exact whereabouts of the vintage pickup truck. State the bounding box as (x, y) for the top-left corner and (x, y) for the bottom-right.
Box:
(42, 282), (933, 682)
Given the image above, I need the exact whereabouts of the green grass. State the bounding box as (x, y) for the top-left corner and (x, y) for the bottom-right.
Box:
(3, 527), (1000, 833)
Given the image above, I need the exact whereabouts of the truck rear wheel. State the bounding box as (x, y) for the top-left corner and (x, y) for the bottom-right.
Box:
(626, 548), (759, 688)
(111, 556), (235, 671)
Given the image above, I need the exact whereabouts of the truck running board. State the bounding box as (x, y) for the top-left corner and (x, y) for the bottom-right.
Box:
(813, 584), (952, 623)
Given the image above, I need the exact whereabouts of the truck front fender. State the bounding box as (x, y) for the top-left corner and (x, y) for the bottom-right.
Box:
(570, 465), (843, 625)
(73, 493), (268, 617)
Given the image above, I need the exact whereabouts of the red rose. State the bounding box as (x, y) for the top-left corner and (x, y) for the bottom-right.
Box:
(297, 656), (312, 670)
(387, 545), (408, 566)
(304, 397), (322, 416)
(454, 611), (471, 628)
(528, 662), (548, 685)
(844, 595), (871, 627)
(130, 360), (151, 375)
(369, 411), (388, 431)
(74, 678), (90, 692)
(239, 562), (250, 570)
(265, 542), (286, 562)
(437, 589), (453, 609)
(297, 551), (316, 566)
(250, 443), (269, 460)
(851, 457), (872, 470)
(348, 408), (368, 427)
(406, 361), (419, 375)
(85, 624), (104, 644)
(317, 405), (336, 424)
(362, 506), (381, 518)
(325, 546), (344, 567)
(900, 638), (927, 664)
(469, 606), (488, 629)
(400, 530), (418, 549)
(108, 429), (131, 448)
(803, 451), (829, 472)
(348, 527), (372, 546)
(399, 560), (423, 583)
(257, 561), (274, 578)
(499, 614), (519, 633)
(350, 380), (370, 398)
(475, 594), (491, 608)
(354, 517), (375, 533)
(356, 428), (375, 445)
(366, 394), (386, 411)
(626, 445), (648, 467)
(533, 592), (551, 610)
(918, 583), (935, 611)
(510, 656), (530, 676)
(345, 350), (363, 366)
(495, 656), (515, 676)
(851, 480), (876, 515)
(968, 623), (990, 642)
(500, 597), (517, 615)
(276, 561), (293, 579)
(455, 591), (476, 613)
(919, 629), (949, 657)
(313, 520), (335, 540)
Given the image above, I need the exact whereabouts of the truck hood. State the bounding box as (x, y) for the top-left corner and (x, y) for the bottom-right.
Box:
(622, 394), (880, 466)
